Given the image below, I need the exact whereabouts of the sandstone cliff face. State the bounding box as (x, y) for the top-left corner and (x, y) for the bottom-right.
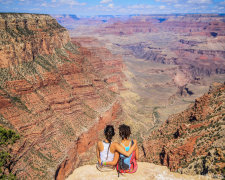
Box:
(72, 37), (125, 93)
(0, 13), (70, 68)
(143, 83), (225, 179)
(0, 14), (125, 179)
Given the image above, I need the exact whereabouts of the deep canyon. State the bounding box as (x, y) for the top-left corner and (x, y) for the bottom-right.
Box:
(0, 13), (224, 179)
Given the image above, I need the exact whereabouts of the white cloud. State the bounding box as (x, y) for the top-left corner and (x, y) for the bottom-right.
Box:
(51, 0), (56, 2)
(155, 0), (179, 2)
(159, 5), (166, 9)
(100, 0), (112, 4)
(174, 3), (182, 8)
(108, 3), (114, 8)
(30, 8), (41, 11)
(220, 0), (225, 5)
(41, 2), (47, 7)
(59, 0), (86, 6)
(128, 4), (153, 9)
(187, 0), (212, 4)
(0, 0), (13, 4)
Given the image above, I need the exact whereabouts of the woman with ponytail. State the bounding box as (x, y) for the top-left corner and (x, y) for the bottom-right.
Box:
(96, 125), (137, 171)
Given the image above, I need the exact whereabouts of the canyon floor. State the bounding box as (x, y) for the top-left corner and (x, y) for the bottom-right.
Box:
(69, 31), (225, 144)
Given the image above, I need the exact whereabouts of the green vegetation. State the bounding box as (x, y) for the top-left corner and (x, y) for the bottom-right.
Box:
(0, 85), (30, 112)
(16, 26), (34, 36)
(62, 124), (75, 137)
(5, 25), (35, 38)
(0, 126), (20, 179)
(64, 42), (79, 54)
(35, 55), (56, 71)
(0, 126), (20, 145)
(0, 68), (15, 85)
(5, 27), (17, 38)
(152, 107), (160, 124)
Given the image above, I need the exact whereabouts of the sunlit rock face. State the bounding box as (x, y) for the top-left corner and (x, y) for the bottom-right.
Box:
(143, 83), (225, 179)
(0, 14), (125, 179)
(66, 162), (213, 180)
(0, 13), (70, 68)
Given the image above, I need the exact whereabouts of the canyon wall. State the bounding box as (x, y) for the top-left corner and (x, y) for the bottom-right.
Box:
(0, 14), (125, 179)
(57, 14), (225, 179)
(65, 14), (225, 79)
(143, 83), (225, 179)
(93, 14), (225, 36)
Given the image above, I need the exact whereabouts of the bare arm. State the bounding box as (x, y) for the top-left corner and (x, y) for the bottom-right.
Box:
(105, 140), (138, 166)
(135, 140), (139, 160)
(96, 141), (101, 164)
(115, 140), (137, 157)
(105, 152), (119, 166)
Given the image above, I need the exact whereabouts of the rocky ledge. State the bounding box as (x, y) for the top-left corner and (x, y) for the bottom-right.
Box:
(66, 162), (213, 180)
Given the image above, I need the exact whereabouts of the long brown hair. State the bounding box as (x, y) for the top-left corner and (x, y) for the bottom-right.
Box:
(119, 124), (131, 140)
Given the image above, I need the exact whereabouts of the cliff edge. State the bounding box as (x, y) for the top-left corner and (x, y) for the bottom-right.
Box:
(66, 162), (213, 180)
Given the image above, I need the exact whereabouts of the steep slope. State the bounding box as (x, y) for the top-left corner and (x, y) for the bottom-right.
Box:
(0, 13), (125, 179)
(143, 83), (225, 179)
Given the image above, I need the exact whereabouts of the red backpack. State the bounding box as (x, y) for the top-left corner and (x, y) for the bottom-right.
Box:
(116, 140), (138, 177)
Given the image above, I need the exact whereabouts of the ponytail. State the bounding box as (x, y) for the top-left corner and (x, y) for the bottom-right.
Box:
(104, 125), (115, 160)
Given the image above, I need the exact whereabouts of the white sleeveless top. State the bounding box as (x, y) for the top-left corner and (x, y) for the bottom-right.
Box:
(100, 141), (114, 162)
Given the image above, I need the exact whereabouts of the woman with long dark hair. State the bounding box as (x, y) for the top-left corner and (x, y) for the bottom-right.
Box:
(102, 124), (138, 174)
(96, 125), (137, 171)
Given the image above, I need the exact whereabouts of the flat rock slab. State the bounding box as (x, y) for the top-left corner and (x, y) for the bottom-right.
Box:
(67, 162), (213, 180)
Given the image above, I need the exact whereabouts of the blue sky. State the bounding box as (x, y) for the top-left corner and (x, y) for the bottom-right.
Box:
(0, 0), (225, 16)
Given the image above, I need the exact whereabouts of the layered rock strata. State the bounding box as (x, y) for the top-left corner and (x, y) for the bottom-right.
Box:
(143, 83), (225, 179)
(65, 14), (225, 79)
(0, 14), (124, 179)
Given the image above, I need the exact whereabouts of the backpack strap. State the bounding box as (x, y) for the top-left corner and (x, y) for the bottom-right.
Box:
(121, 143), (126, 148)
(121, 141), (132, 148)
(128, 141), (131, 147)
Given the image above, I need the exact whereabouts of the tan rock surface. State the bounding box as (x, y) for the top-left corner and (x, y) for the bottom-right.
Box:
(67, 162), (213, 180)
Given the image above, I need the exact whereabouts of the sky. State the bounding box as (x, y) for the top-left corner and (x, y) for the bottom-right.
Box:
(0, 0), (225, 16)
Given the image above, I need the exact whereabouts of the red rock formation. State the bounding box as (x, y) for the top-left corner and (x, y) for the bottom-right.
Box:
(0, 13), (70, 68)
(67, 14), (225, 78)
(143, 83), (225, 178)
(95, 18), (158, 35)
(72, 37), (126, 92)
(55, 101), (122, 180)
(85, 14), (225, 36)
(0, 14), (125, 179)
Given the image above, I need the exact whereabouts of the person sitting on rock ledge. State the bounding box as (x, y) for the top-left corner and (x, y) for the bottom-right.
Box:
(96, 125), (137, 171)
(116, 124), (138, 174)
